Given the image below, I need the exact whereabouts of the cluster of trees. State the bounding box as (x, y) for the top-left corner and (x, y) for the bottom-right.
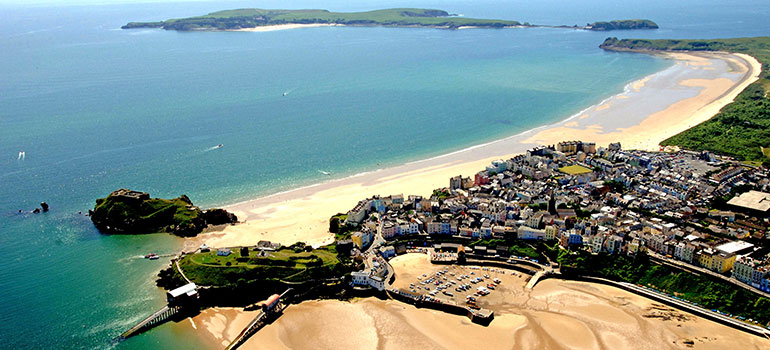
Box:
(560, 251), (770, 324)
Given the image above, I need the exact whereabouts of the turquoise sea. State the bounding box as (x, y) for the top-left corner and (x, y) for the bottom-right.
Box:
(1, 0), (768, 348)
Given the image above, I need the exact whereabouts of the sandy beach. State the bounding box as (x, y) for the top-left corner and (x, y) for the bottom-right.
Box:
(232, 23), (344, 32)
(188, 264), (770, 349)
(187, 50), (760, 252)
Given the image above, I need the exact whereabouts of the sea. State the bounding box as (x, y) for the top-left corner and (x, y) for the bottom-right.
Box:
(0, 0), (767, 348)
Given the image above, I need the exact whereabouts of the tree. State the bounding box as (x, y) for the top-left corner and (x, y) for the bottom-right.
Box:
(329, 217), (340, 233)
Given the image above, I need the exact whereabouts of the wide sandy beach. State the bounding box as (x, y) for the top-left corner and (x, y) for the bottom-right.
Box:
(189, 254), (770, 349)
(232, 23), (344, 32)
(186, 50), (760, 252)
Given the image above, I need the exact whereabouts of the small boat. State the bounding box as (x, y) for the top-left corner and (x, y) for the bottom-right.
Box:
(282, 92), (288, 96)
(319, 170), (331, 176)
(216, 144), (223, 148)
(149, 255), (159, 260)
(145, 253), (158, 259)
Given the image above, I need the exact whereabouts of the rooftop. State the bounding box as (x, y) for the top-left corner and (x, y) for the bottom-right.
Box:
(716, 240), (754, 255)
(727, 190), (770, 212)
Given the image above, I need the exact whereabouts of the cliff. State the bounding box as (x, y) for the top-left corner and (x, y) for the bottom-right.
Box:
(89, 189), (237, 237)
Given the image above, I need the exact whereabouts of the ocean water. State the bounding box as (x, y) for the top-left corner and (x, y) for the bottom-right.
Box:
(0, 0), (767, 348)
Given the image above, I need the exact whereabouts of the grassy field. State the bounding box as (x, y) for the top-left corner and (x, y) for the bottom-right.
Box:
(600, 37), (770, 164)
(122, 8), (520, 31)
(179, 245), (348, 286)
(559, 164), (593, 175)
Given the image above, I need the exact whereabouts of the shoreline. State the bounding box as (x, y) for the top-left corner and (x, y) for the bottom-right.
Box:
(186, 50), (760, 252)
(231, 23), (345, 32)
(189, 271), (770, 349)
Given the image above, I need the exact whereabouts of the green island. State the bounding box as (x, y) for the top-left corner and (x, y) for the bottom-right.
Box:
(122, 8), (519, 31)
(587, 19), (658, 31)
(121, 8), (657, 32)
(89, 189), (237, 237)
(600, 37), (770, 165)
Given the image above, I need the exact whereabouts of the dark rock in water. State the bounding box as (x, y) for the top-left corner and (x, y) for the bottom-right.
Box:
(33, 208), (40, 214)
(41, 202), (49, 212)
(90, 188), (238, 237)
(202, 208), (238, 225)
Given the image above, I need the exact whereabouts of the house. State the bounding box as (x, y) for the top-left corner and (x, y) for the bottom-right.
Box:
(544, 225), (558, 241)
(351, 230), (372, 250)
(216, 248), (231, 256)
(379, 245), (396, 258)
(517, 226), (545, 240)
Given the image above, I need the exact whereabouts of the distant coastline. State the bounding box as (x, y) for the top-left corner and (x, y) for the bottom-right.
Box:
(121, 8), (657, 32)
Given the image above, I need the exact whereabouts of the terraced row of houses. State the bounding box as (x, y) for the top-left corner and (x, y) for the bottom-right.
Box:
(341, 141), (770, 293)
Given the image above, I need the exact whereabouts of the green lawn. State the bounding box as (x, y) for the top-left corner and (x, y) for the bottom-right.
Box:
(179, 245), (346, 286)
(559, 164), (593, 175)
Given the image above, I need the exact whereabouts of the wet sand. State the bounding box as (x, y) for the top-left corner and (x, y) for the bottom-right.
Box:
(190, 279), (770, 350)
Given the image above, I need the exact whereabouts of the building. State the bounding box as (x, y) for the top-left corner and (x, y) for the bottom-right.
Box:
(450, 175), (463, 190)
(517, 226), (545, 240)
(379, 245), (396, 258)
(351, 230), (372, 250)
(346, 200), (370, 225)
(726, 190), (770, 216)
(166, 283), (198, 305)
(733, 256), (768, 287)
(591, 235), (604, 253)
(716, 241), (755, 256)
(380, 221), (397, 239)
(712, 251), (736, 274)
(216, 248), (231, 256)
(544, 225), (558, 241)
(607, 235), (623, 254)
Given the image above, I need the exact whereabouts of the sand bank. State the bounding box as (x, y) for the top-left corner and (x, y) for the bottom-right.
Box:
(188, 278), (770, 349)
(188, 51), (760, 252)
(232, 23), (343, 32)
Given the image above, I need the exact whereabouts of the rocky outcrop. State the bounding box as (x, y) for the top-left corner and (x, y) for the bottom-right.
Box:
(89, 189), (237, 237)
(202, 208), (238, 226)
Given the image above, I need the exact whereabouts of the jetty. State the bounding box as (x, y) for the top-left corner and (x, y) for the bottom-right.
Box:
(225, 288), (293, 350)
(118, 283), (199, 340)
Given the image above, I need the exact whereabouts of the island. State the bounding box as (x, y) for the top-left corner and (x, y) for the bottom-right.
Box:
(121, 8), (520, 31)
(121, 7), (657, 32)
(89, 188), (237, 237)
(600, 37), (770, 166)
(587, 19), (658, 30)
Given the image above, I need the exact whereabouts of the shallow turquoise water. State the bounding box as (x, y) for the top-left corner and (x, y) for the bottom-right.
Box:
(0, 0), (767, 348)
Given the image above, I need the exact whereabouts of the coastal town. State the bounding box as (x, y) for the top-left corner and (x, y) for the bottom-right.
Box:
(338, 140), (770, 322)
(117, 139), (770, 348)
